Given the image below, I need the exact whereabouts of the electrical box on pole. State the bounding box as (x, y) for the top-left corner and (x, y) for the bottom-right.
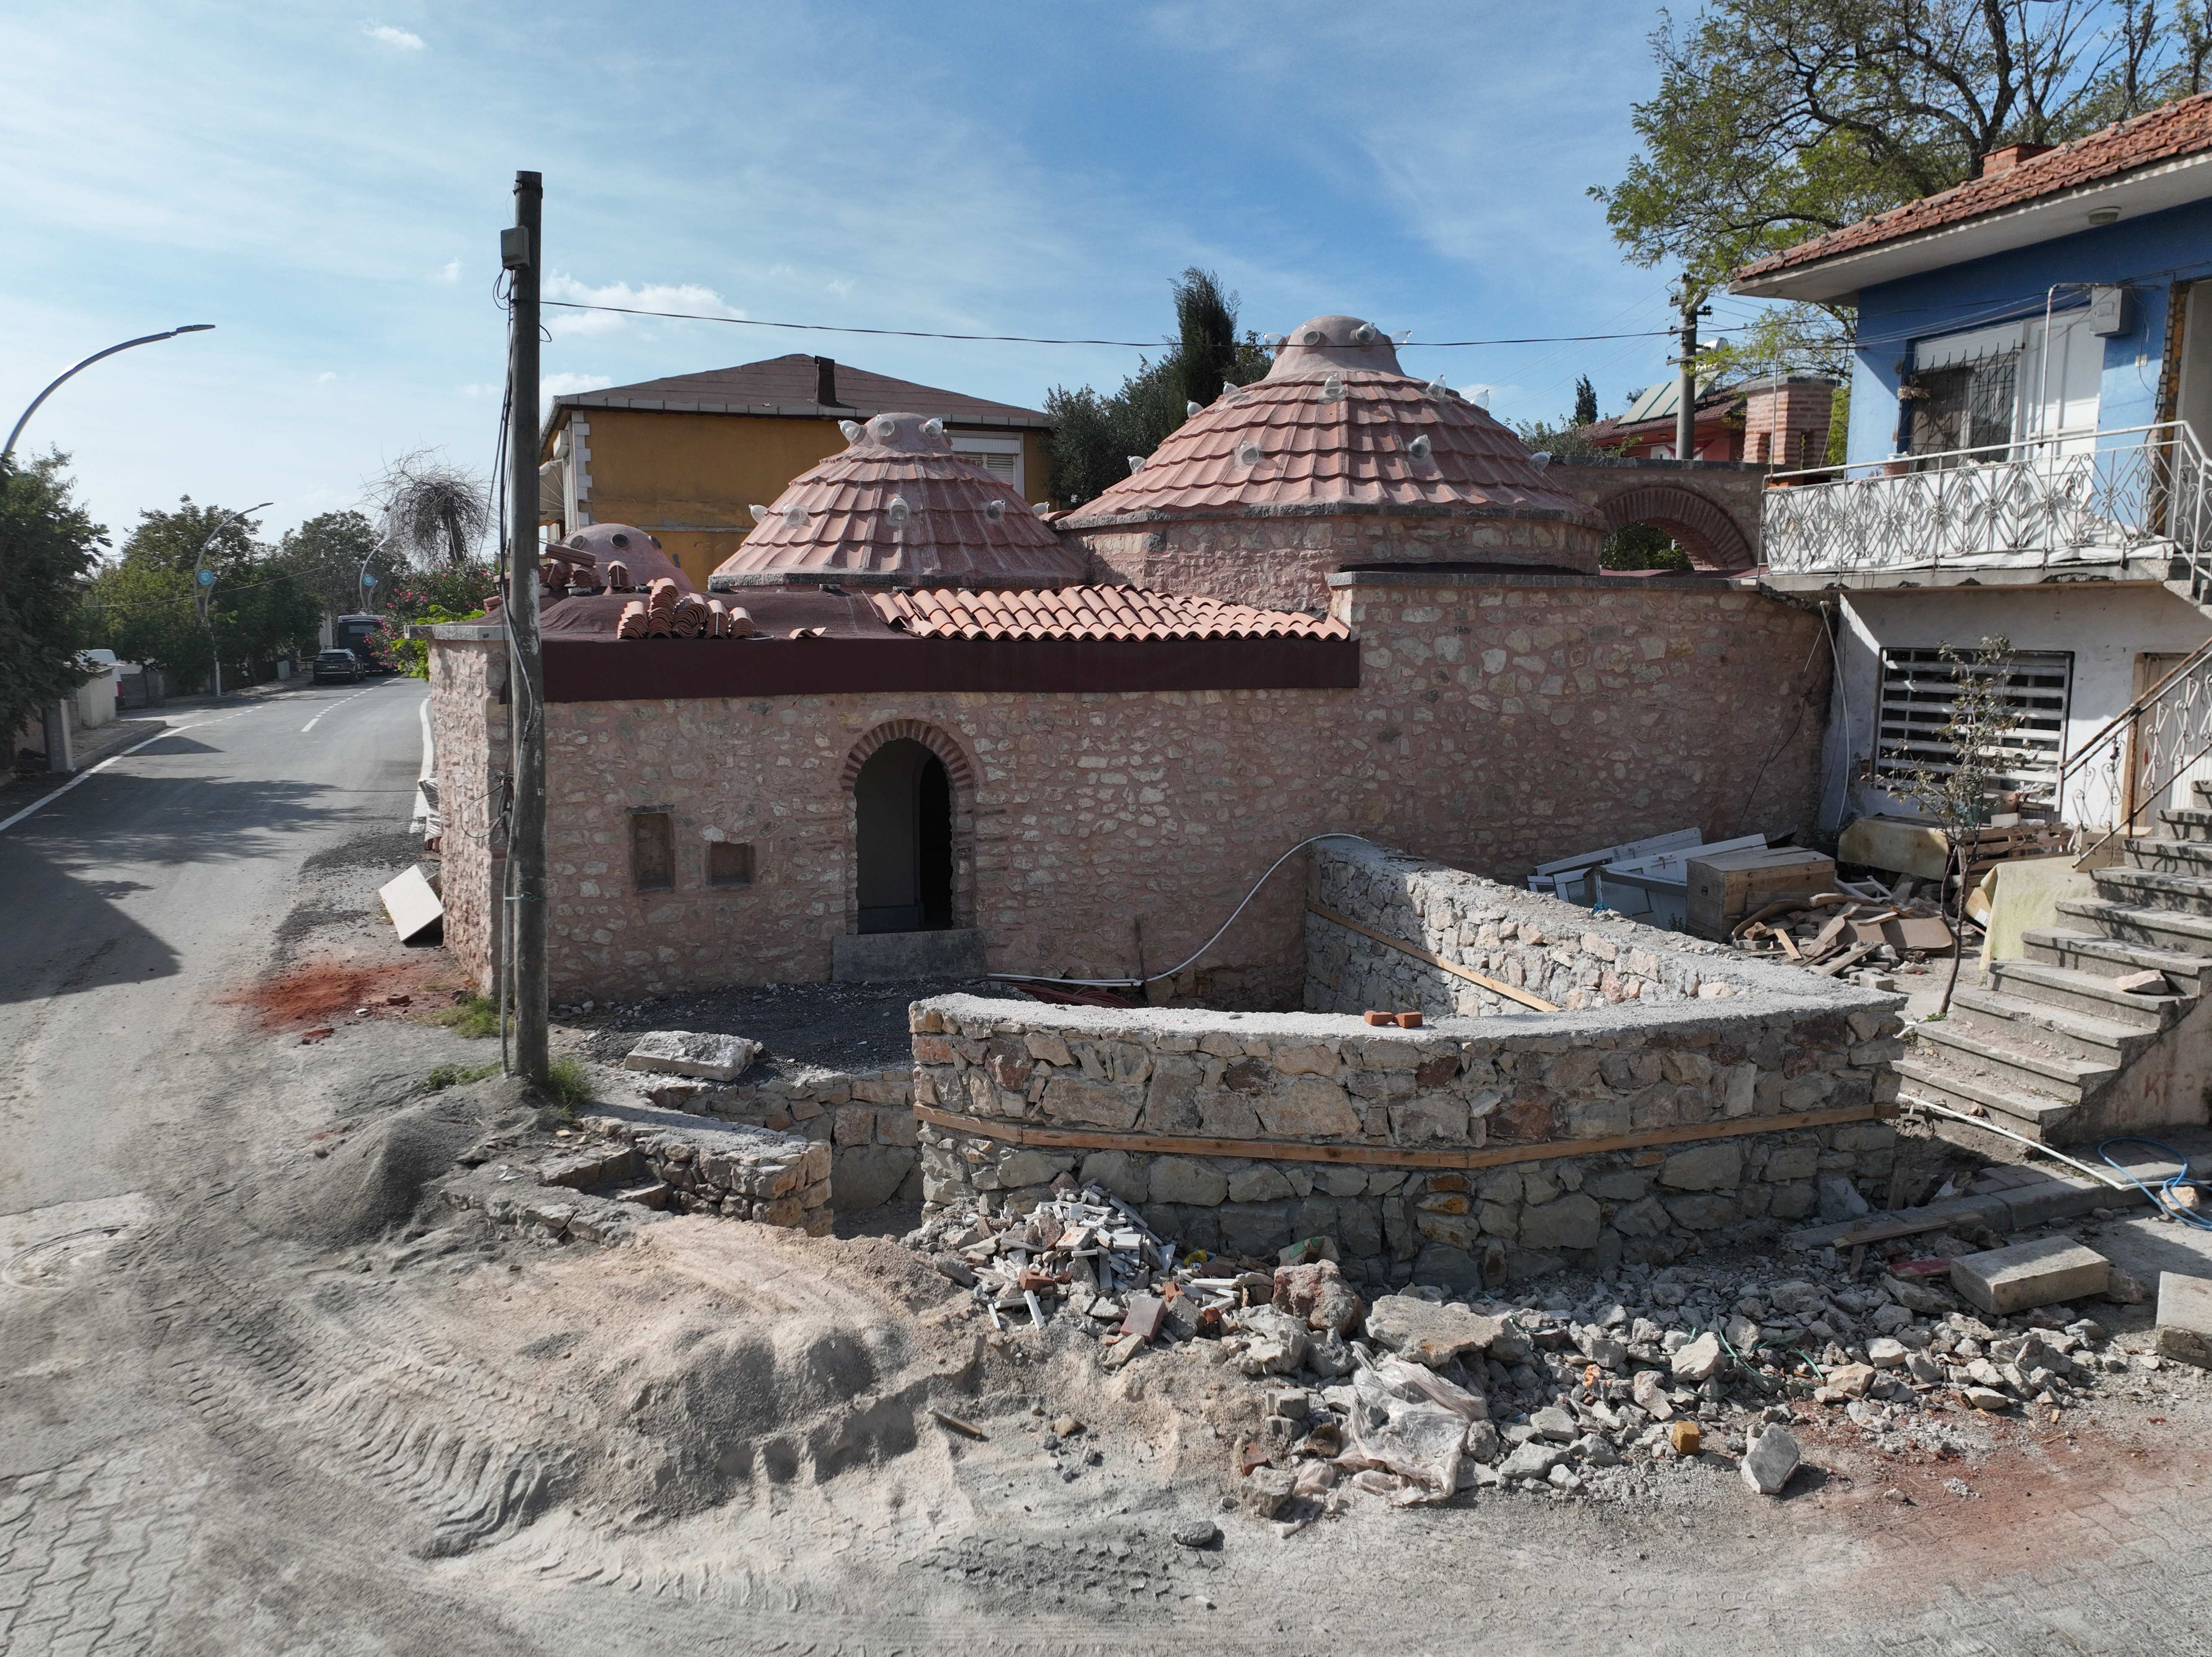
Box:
(506, 170), (550, 1087)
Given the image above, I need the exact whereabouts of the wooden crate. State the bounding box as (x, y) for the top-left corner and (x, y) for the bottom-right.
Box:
(1685, 847), (1836, 940)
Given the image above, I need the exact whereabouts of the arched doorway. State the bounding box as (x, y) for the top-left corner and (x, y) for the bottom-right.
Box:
(1592, 483), (1757, 571)
(853, 738), (954, 933)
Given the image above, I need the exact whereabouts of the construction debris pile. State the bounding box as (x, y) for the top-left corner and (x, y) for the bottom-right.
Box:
(1725, 873), (1956, 990)
(617, 578), (757, 640)
(908, 1193), (2182, 1523)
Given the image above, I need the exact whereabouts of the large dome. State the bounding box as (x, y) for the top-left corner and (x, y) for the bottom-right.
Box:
(1058, 314), (1601, 608)
(709, 412), (1090, 591)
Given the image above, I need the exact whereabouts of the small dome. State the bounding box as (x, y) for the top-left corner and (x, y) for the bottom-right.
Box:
(555, 523), (695, 591)
(1264, 313), (1406, 378)
(710, 412), (1090, 591)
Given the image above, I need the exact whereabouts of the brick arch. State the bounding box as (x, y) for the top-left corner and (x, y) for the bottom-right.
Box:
(840, 719), (979, 933)
(1592, 484), (1756, 571)
(839, 719), (978, 791)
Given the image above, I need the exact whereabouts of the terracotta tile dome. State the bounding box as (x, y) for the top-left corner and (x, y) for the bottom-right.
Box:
(1059, 314), (1602, 608)
(709, 411), (1091, 591)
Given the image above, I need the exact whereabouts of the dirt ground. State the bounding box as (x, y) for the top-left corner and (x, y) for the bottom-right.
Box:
(7, 825), (2212, 1655)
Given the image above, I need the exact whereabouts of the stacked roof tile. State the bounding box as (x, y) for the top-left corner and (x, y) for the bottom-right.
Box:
(868, 586), (1349, 642)
(1061, 314), (1592, 527)
(708, 412), (1090, 591)
(1734, 92), (2212, 284)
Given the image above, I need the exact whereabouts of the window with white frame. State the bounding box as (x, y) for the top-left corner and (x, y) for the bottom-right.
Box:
(950, 433), (1023, 493)
(1873, 647), (2074, 805)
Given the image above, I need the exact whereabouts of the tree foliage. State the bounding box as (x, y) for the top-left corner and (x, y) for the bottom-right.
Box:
(85, 499), (320, 688)
(275, 509), (403, 622)
(368, 449), (491, 569)
(369, 562), (500, 677)
(0, 454), (103, 752)
(1044, 268), (1274, 507)
(1599, 0), (2212, 377)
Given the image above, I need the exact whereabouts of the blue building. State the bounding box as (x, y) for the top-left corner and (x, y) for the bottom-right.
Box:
(1733, 107), (2212, 836)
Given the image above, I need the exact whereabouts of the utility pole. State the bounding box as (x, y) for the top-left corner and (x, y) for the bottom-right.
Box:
(504, 170), (549, 1087)
(1672, 277), (1712, 463)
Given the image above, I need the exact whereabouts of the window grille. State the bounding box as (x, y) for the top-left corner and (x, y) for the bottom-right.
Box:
(1874, 648), (2073, 805)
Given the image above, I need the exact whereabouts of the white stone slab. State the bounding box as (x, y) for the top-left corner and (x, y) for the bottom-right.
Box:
(2155, 1272), (2212, 1367)
(622, 1030), (762, 1082)
(1950, 1236), (2109, 1316)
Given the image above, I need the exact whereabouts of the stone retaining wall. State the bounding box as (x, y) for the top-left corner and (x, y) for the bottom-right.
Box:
(633, 1063), (919, 1209)
(911, 852), (1903, 1285)
(1306, 836), (1757, 1017)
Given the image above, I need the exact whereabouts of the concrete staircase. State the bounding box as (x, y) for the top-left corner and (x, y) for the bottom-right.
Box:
(1896, 781), (2212, 1145)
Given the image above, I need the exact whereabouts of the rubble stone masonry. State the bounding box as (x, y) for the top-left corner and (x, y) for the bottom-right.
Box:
(912, 846), (1902, 1287)
(429, 570), (1827, 1002)
(429, 629), (508, 994)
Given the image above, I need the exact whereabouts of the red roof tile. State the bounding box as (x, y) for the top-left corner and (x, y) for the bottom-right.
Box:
(1735, 93), (2212, 284)
(708, 412), (1091, 591)
(868, 586), (1349, 642)
(1061, 315), (1593, 527)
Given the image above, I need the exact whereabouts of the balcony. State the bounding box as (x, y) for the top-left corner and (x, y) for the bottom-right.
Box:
(1760, 423), (2208, 588)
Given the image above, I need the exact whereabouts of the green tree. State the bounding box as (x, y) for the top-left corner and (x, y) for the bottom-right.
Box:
(86, 560), (209, 689)
(109, 500), (320, 683)
(276, 510), (399, 622)
(0, 454), (103, 754)
(1572, 374), (1600, 428)
(1597, 0), (2212, 377)
(1044, 268), (1274, 508)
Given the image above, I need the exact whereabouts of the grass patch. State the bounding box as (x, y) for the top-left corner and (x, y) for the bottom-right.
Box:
(545, 1054), (593, 1118)
(430, 994), (501, 1039)
(420, 1060), (500, 1094)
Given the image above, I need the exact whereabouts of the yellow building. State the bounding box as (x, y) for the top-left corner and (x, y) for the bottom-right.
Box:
(539, 354), (1054, 589)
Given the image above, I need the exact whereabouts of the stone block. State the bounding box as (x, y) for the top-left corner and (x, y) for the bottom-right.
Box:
(1227, 1164), (1295, 1205)
(1411, 1243), (1484, 1293)
(1078, 1150), (1149, 1205)
(1517, 1192), (1601, 1251)
(830, 1145), (914, 1210)
(1951, 1238), (2111, 1316)
(1220, 1202), (1296, 1259)
(1583, 1169), (1649, 1202)
(831, 1106), (874, 1146)
(1739, 1424), (1799, 1496)
(1658, 1141), (1743, 1192)
(623, 1030), (763, 1081)
(995, 1148), (1073, 1190)
(1389, 1096), (1469, 1144)
(2154, 1273), (2212, 1367)
(1040, 1076), (1142, 1131)
(1662, 1191), (1736, 1230)
(1256, 1077), (1361, 1138)
(1147, 1156), (1229, 1206)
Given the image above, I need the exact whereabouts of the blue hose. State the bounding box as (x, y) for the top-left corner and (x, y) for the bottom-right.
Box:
(2098, 1136), (2212, 1231)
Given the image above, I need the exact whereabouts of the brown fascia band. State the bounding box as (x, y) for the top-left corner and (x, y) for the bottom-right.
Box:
(540, 635), (1362, 702)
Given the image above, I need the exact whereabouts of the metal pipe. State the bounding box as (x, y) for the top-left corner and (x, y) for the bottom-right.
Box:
(4, 326), (215, 459)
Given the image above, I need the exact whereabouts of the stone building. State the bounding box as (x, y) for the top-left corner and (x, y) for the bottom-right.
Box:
(429, 317), (1831, 1007)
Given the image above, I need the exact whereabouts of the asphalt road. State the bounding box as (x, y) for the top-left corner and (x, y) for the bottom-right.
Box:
(0, 678), (427, 1216)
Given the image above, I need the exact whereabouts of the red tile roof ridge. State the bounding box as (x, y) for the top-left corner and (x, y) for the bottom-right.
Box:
(1735, 91), (2212, 282)
(865, 585), (1350, 642)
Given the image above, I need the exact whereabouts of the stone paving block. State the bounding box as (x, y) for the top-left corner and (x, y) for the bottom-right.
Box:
(622, 1030), (763, 1081)
(1951, 1237), (2111, 1316)
(2154, 1272), (2212, 1367)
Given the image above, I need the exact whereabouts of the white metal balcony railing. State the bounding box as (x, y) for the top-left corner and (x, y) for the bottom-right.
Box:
(1760, 422), (2212, 578)
(2058, 636), (2212, 859)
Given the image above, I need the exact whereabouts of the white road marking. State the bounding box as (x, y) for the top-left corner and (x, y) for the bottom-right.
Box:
(301, 685), (375, 733)
(0, 723), (207, 835)
(408, 695), (435, 827)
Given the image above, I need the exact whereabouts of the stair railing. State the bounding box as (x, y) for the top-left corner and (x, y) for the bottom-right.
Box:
(2059, 634), (2212, 864)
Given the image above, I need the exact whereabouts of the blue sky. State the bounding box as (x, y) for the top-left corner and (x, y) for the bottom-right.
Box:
(3, 0), (1722, 548)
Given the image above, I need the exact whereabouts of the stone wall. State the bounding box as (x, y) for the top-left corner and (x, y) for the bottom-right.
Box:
(430, 569), (1827, 1002)
(1069, 510), (1603, 613)
(1307, 836), (1757, 1017)
(428, 631), (507, 995)
(910, 865), (1903, 1286)
(633, 1063), (918, 1210)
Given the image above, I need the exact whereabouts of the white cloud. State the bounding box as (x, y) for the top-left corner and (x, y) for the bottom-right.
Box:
(363, 23), (424, 50)
(824, 277), (853, 299)
(542, 372), (615, 398)
(316, 370), (339, 382)
(542, 273), (748, 337)
(433, 258), (461, 284)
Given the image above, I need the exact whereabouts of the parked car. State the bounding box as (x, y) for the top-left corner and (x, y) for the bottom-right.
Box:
(312, 649), (362, 684)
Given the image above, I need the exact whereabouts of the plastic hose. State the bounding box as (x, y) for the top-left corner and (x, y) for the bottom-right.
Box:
(1711, 1324), (1779, 1392)
(2098, 1136), (2212, 1231)
(1899, 1094), (2130, 1190)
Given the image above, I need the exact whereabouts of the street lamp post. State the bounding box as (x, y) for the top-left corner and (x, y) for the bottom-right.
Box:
(3, 326), (217, 460)
(194, 501), (273, 698)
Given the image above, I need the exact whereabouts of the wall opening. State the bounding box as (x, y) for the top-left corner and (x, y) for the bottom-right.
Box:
(631, 810), (674, 892)
(855, 738), (954, 933)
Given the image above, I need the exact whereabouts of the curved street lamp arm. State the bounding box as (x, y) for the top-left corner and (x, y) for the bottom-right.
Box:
(3, 325), (216, 461)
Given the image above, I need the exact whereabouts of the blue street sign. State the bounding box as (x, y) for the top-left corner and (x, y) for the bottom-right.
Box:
(196, 569), (215, 585)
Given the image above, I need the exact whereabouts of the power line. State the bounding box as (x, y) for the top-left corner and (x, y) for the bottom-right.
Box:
(538, 298), (1735, 350)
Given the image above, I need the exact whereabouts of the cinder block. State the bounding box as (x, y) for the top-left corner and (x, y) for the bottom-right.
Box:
(2155, 1272), (2212, 1367)
(1950, 1237), (2110, 1316)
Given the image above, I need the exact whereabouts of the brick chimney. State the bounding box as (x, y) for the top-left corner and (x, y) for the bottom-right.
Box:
(1743, 377), (1839, 470)
(1980, 142), (2055, 177)
(814, 356), (840, 408)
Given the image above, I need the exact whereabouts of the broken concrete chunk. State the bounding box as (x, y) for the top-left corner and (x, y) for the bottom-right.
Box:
(1530, 1406), (1577, 1443)
(1497, 1440), (1563, 1482)
(1240, 1465), (1297, 1518)
(1273, 1258), (1363, 1338)
(1364, 1294), (1504, 1367)
(1951, 1238), (2110, 1317)
(1669, 1330), (1724, 1383)
(1867, 1337), (1907, 1370)
(2154, 1272), (2212, 1368)
(622, 1030), (763, 1081)
(1739, 1424), (1799, 1496)
(1962, 1385), (2012, 1412)
(1631, 1369), (1674, 1420)
(1172, 1518), (1221, 1549)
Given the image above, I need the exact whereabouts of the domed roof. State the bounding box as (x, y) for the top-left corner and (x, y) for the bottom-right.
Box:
(1061, 313), (1593, 527)
(709, 411), (1090, 591)
(552, 523), (695, 591)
